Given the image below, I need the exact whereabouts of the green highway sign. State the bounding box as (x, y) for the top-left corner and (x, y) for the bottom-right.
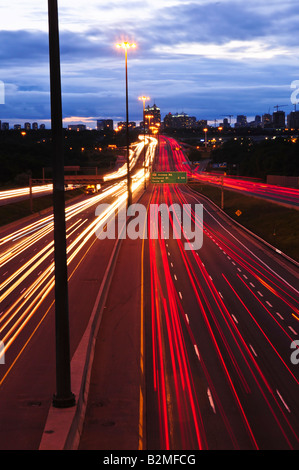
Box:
(151, 171), (188, 184)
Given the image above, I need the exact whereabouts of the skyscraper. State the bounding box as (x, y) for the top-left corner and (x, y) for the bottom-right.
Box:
(287, 111), (299, 129)
(144, 104), (161, 128)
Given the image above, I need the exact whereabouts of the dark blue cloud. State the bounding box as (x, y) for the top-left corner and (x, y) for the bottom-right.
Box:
(0, 1), (298, 126)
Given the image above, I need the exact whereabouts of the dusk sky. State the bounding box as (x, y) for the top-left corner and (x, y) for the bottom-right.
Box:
(0, 1), (298, 128)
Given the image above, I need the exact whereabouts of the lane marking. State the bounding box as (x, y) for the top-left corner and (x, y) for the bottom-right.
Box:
(207, 388), (216, 414)
(288, 326), (297, 336)
(194, 344), (200, 360)
(249, 344), (258, 357)
(276, 390), (291, 413)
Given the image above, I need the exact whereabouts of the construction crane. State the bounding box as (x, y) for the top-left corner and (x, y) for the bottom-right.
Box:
(273, 105), (288, 112)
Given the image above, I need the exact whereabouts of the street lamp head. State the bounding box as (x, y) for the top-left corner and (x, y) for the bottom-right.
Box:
(139, 96), (150, 102)
(117, 42), (137, 49)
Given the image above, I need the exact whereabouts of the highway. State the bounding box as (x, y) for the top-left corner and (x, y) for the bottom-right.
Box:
(138, 137), (299, 449)
(0, 135), (298, 450)
(0, 136), (156, 449)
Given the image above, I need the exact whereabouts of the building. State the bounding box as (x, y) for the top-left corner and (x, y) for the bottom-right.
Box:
(163, 112), (197, 129)
(255, 115), (262, 126)
(144, 104), (161, 129)
(117, 121), (136, 130)
(287, 111), (299, 129)
(197, 119), (208, 129)
(97, 119), (114, 131)
(1, 122), (9, 130)
(14, 124), (21, 130)
(272, 111), (285, 129)
(222, 118), (230, 129)
(67, 124), (86, 131)
(235, 115), (247, 128)
(24, 122), (31, 131)
(262, 113), (272, 128)
(32, 122), (38, 130)
(40, 124), (46, 130)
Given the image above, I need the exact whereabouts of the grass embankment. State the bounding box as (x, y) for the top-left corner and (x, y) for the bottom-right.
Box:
(188, 183), (299, 263)
(0, 188), (85, 228)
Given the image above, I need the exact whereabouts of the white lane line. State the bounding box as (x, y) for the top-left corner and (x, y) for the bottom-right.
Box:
(174, 274), (177, 281)
(185, 314), (190, 324)
(266, 301), (273, 308)
(250, 282), (255, 288)
(179, 291), (183, 300)
(276, 312), (284, 321)
(207, 388), (216, 414)
(249, 344), (258, 357)
(276, 390), (291, 413)
(257, 291), (264, 297)
(232, 315), (239, 324)
(288, 326), (297, 336)
(218, 291), (223, 299)
(194, 344), (200, 360)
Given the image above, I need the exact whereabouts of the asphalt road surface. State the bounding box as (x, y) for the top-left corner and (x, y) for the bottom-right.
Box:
(0, 135), (298, 450)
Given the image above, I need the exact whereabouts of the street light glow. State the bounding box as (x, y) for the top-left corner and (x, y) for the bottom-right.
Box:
(139, 96), (150, 102)
(117, 42), (136, 49)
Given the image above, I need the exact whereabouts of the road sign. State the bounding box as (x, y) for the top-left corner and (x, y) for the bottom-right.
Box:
(151, 172), (187, 184)
(235, 210), (242, 217)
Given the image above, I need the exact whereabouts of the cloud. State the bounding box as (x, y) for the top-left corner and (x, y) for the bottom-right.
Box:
(0, 1), (298, 125)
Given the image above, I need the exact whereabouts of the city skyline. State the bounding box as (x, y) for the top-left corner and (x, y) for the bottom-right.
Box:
(0, 1), (298, 126)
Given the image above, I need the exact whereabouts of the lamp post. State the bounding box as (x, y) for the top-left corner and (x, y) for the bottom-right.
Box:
(145, 114), (153, 135)
(48, 0), (75, 409)
(203, 128), (208, 149)
(117, 41), (136, 207)
(139, 96), (150, 189)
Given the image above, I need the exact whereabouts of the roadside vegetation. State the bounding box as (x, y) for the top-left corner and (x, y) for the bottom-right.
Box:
(189, 182), (299, 262)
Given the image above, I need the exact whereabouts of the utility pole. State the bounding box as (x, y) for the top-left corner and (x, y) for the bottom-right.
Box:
(48, 0), (75, 409)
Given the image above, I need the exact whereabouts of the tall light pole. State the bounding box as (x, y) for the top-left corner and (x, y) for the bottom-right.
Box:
(145, 114), (153, 136)
(117, 41), (136, 207)
(203, 128), (208, 149)
(139, 96), (150, 189)
(48, 0), (75, 409)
